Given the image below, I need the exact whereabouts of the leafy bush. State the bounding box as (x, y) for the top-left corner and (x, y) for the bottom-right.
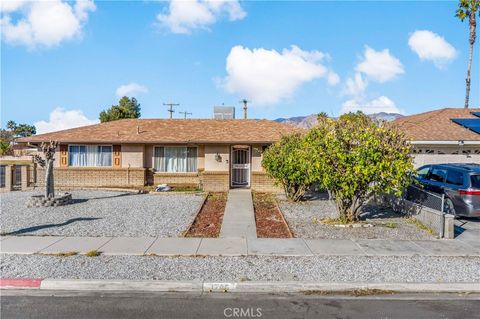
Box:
(262, 133), (316, 201)
(307, 112), (414, 223)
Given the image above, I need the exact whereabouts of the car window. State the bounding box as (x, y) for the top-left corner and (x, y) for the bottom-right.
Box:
(417, 166), (430, 179)
(428, 167), (447, 183)
(446, 170), (464, 186)
(471, 175), (480, 189)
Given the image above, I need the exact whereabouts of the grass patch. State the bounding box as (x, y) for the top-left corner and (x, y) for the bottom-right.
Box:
(315, 217), (339, 225)
(303, 288), (396, 297)
(84, 250), (101, 257)
(384, 222), (397, 229)
(406, 218), (435, 235)
(170, 186), (202, 192)
(43, 251), (78, 257)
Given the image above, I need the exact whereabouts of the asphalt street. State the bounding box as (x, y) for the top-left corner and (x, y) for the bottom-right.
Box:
(1, 290), (479, 319)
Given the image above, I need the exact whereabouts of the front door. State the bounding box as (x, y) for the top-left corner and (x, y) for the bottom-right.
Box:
(231, 146), (250, 187)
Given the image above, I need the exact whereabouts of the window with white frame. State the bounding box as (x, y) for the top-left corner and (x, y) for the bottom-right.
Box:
(153, 146), (197, 173)
(68, 145), (112, 167)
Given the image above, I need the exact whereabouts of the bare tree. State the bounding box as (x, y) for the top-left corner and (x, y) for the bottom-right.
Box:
(33, 141), (58, 199)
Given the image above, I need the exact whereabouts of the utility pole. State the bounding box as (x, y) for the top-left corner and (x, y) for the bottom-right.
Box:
(179, 111), (192, 119)
(239, 99), (249, 119)
(163, 102), (179, 119)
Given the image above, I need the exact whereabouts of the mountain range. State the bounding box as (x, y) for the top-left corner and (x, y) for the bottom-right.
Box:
(274, 112), (404, 129)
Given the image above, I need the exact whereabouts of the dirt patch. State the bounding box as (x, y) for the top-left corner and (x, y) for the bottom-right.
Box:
(253, 192), (293, 238)
(185, 193), (227, 238)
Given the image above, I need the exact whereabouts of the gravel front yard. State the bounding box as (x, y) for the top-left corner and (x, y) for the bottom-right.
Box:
(279, 197), (435, 240)
(1, 254), (478, 282)
(0, 191), (204, 237)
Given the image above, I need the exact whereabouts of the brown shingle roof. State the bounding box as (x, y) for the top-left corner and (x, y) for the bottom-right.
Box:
(393, 108), (480, 142)
(18, 119), (300, 144)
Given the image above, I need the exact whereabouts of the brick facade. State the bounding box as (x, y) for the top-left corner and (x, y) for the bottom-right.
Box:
(36, 167), (146, 188)
(201, 171), (229, 192)
(153, 172), (200, 187)
(251, 172), (283, 193)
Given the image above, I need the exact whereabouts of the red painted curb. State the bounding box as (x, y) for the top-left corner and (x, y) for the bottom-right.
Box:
(0, 279), (42, 288)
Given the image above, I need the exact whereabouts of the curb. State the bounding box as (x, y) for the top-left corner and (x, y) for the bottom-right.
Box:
(0, 279), (42, 289)
(1, 279), (479, 293)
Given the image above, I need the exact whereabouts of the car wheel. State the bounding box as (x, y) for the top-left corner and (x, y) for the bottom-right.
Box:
(444, 198), (456, 216)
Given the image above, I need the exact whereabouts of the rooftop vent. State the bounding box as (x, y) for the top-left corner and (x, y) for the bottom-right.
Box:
(213, 106), (235, 119)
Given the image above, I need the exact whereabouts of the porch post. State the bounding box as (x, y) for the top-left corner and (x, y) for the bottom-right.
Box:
(21, 165), (29, 190)
(5, 164), (14, 191)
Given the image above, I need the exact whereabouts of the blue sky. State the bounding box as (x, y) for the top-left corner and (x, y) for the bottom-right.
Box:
(1, 0), (479, 133)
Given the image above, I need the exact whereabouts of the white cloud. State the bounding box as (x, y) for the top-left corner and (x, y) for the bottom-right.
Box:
(0, 0), (95, 48)
(356, 46), (404, 83)
(34, 108), (99, 134)
(340, 96), (401, 115)
(327, 71), (340, 86)
(342, 72), (368, 96)
(115, 83), (149, 98)
(0, 0), (28, 13)
(221, 45), (337, 105)
(157, 0), (246, 34)
(408, 30), (457, 68)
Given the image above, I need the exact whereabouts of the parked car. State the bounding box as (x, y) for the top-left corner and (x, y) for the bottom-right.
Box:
(415, 163), (480, 217)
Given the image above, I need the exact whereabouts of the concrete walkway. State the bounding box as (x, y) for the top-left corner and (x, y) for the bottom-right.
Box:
(219, 189), (257, 239)
(1, 236), (479, 257)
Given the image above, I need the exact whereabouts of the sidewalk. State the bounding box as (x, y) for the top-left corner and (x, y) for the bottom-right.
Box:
(219, 189), (257, 238)
(1, 235), (479, 257)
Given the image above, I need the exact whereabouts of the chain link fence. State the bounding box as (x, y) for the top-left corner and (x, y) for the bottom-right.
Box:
(404, 184), (445, 213)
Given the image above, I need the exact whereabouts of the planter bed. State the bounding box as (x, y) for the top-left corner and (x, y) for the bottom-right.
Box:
(253, 192), (293, 238)
(184, 192), (227, 238)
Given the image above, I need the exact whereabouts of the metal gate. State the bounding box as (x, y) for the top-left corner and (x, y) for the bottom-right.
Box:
(13, 165), (22, 190)
(231, 146), (250, 187)
(0, 165), (5, 188)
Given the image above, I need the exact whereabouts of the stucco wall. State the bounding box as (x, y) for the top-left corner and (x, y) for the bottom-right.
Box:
(411, 145), (480, 168)
(413, 154), (480, 168)
(198, 145), (205, 170)
(204, 145), (230, 171)
(121, 144), (144, 168)
(251, 145), (264, 172)
(144, 145), (153, 168)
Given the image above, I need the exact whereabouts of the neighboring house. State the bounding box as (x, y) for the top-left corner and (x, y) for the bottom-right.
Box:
(16, 119), (299, 192)
(393, 108), (480, 167)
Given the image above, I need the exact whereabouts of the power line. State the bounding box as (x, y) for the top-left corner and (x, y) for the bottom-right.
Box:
(179, 111), (192, 119)
(163, 102), (179, 119)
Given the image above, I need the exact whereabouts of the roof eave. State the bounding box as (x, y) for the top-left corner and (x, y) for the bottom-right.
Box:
(410, 140), (480, 145)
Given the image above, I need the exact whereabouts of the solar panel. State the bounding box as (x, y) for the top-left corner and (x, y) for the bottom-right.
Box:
(452, 118), (480, 134)
(472, 112), (480, 118)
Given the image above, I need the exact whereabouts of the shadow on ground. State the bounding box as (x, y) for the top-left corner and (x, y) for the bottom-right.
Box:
(2, 217), (102, 236)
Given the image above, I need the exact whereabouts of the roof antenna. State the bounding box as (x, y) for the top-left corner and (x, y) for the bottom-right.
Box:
(179, 111), (192, 119)
(239, 99), (250, 119)
(163, 102), (179, 119)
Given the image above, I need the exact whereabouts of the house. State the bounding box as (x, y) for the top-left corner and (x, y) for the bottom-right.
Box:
(393, 108), (480, 167)
(15, 119), (299, 192)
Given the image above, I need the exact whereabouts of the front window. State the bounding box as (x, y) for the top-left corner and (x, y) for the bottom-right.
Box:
(153, 146), (197, 173)
(428, 167), (447, 183)
(69, 145), (112, 167)
(471, 175), (480, 189)
(416, 165), (430, 179)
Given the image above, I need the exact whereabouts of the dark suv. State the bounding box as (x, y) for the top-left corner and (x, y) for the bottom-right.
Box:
(415, 163), (480, 217)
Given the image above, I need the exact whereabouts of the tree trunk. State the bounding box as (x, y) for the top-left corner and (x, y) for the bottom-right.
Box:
(465, 10), (476, 109)
(45, 160), (55, 199)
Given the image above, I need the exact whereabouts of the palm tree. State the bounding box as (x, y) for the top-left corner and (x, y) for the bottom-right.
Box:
(456, 0), (479, 108)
